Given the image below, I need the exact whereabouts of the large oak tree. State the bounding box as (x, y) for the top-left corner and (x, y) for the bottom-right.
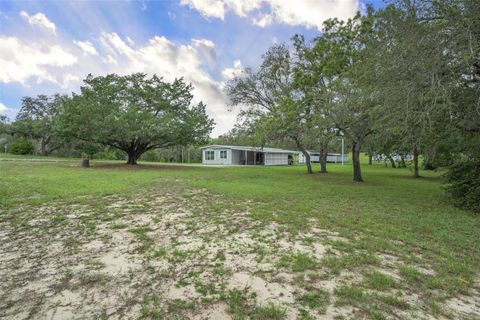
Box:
(56, 73), (214, 165)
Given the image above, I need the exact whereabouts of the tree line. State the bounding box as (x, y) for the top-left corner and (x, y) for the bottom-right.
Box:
(222, 0), (479, 211)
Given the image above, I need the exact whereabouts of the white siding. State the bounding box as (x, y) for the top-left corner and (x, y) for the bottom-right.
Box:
(202, 148), (232, 165)
(265, 152), (289, 165)
(326, 154), (349, 163)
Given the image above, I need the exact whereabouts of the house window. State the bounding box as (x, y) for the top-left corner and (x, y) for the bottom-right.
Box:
(220, 150), (227, 159)
(205, 150), (214, 160)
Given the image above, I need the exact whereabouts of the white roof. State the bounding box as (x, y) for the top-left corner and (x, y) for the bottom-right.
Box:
(201, 145), (297, 154)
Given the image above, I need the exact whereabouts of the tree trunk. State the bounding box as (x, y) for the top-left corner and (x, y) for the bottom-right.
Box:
(294, 137), (312, 174)
(82, 159), (90, 168)
(413, 145), (420, 178)
(319, 144), (328, 173)
(388, 155), (397, 168)
(127, 150), (138, 165)
(319, 152), (328, 173)
(40, 138), (50, 156)
(399, 156), (406, 168)
(368, 153), (372, 165)
(299, 148), (312, 174)
(352, 141), (363, 182)
(423, 147), (437, 170)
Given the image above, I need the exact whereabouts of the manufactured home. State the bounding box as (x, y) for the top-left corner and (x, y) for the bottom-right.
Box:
(298, 152), (349, 164)
(201, 145), (296, 166)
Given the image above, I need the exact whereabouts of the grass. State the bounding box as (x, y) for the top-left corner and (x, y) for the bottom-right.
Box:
(278, 252), (318, 272)
(364, 271), (397, 291)
(253, 303), (287, 319)
(1, 156), (479, 318)
(297, 289), (330, 314)
(334, 285), (366, 306)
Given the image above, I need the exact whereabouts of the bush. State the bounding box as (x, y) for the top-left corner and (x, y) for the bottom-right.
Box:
(139, 150), (162, 162)
(9, 138), (34, 155)
(444, 158), (480, 213)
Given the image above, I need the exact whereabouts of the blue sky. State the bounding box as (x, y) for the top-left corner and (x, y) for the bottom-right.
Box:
(0, 0), (385, 136)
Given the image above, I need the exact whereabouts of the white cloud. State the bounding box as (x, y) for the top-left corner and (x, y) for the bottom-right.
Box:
(74, 40), (98, 55)
(0, 36), (77, 84)
(268, 0), (359, 30)
(102, 54), (118, 65)
(94, 33), (234, 136)
(181, 0), (226, 19)
(126, 36), (135, 46)
(192, 38), (215, 49)
(20, 11), (56, 35)
(180, 0), (360, 30)
(61, 73), (81, 90)
(180, 0), (260, 20)
(223, 0), (261, 17)
(221, 60), (244, 80)
(0, 30), (235, 136)
(252, 13), (273, 28)
(192, 38), (216, 64)
(0, 102), (7, 114)
(99, 32), (135, 58)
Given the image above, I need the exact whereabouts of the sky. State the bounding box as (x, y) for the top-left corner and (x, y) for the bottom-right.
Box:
(0, 0), (385, 137)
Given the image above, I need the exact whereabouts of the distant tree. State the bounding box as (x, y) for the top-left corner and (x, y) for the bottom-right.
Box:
(226, 44), (316, 173)
(12, 94), (65, 155)
(213, 123), (261, 147)
(363, 4), (453, 177)
(293, 35), (341, 174)
(56, 73), (214, 165)
(0, 115), (8, 134)
(262, 94), (316, 173)
(297, 11), (376, 181)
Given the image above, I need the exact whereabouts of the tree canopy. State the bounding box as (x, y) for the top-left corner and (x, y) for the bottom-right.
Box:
(56, 73), (214, 164)
(12, 94), (65, 155)
(226, 0), (479, 190)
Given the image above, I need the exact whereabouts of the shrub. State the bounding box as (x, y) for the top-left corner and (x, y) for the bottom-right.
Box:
(444, 158), (480, 213)
(139, 150), (162, 162)
(9, 138), (34, 155)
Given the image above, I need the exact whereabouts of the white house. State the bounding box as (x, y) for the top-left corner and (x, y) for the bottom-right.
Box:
(201, 145), (296, 166)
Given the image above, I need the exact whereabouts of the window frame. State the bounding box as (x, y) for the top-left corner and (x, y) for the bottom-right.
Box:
(220, 150), (227, 159)
(205, 150), (215, 160)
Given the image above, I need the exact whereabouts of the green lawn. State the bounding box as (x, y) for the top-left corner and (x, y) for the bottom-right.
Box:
(1, 158), (478, 319)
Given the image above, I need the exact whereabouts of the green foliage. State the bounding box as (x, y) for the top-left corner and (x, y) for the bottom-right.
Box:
(8, 138), (34, 155)
(0, 115), (9, 135)
(94, 150), (121, 160)
(56, 73), (214, 164)
(12, 94), (65, 155)
(444, 158), (480, 213)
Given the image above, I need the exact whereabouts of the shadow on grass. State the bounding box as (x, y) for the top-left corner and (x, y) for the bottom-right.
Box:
(88, 162), (208, 171)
